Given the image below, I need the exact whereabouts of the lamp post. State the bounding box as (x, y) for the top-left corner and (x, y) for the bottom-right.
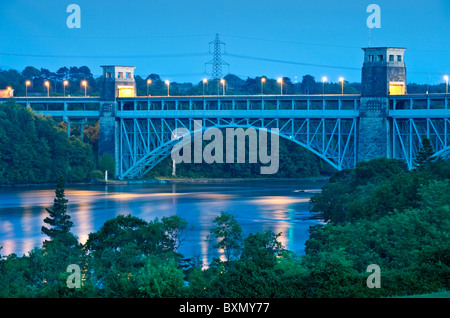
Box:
(203, 78), (208, 96)
(63, 80), (68, 97)
(339, 77), (344, 95)
(220, 79), (225, 95)
(278, 78), (283, 95)
(44, 81), (50, 97)
(444, 75), (449, 94)
(165, 80), (170, 96)
(261, 77), (266, 95)
(146, 79), (152, 96)
(82, 80), (87, 97)
(322, 77), (327, 95)
(25, 80), (31, 97)
(6, 86), (12, 97)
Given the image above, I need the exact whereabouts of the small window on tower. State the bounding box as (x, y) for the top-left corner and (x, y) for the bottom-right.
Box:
(368, 55), (374, 62)
(377, 55), (384, 62)
(397, 55), (402, 62)
(118, 72), (123, 78)
(389, 55), (395, 62)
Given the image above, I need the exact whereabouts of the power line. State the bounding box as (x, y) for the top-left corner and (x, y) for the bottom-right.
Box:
(0, 52), (209, 59)
(0, 33), (215, 40)
(221, 34), (361, 50)
(226, 53), (360, 71)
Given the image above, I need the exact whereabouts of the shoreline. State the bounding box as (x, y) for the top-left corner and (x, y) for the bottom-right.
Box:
(0, 176), (330, 187)
(152, 176), (330, 184)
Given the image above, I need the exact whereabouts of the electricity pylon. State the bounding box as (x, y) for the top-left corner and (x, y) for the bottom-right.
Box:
(205, 33), (229, 94)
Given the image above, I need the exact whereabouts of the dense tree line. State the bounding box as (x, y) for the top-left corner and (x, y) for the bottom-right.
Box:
(1, 152), (448, 297)
(0, 100), (94, 184)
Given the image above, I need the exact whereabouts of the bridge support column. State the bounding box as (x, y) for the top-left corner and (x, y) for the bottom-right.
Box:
(64, 117), (87, 137)
(357, 97), (391, 162)
(98, 102), (119, 177)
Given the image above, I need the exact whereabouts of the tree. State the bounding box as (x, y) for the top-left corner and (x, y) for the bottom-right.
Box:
(41, 177), (77, 248)
(98, 153), (115, 177)
(300, 75), (317, 95)
(206, 211), (243, 262)
(413, 137), (434, 170)
(21, 66), (41, 80)
(136, 256), (187, 298)
(240, 231), (284, 269)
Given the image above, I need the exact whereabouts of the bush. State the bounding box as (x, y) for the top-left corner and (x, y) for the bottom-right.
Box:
(98, 153), (115, 178)
(89, 170), (104, 181)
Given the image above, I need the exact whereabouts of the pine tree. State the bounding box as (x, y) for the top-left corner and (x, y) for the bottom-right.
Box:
(413, 137), (435, 170)
(41, 177), (77, 248)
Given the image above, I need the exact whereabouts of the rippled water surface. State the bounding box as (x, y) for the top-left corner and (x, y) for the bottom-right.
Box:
(0, 181), (326, 263)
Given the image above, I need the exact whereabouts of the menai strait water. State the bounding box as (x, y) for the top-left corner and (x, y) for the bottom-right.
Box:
(0, 180), (326, 265)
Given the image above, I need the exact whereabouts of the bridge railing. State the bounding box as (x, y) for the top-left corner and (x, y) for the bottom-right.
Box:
(117, 95), (361, 112)
(389, 94), (449, 111)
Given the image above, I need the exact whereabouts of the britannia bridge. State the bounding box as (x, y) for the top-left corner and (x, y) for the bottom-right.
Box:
(1, 48), (449, 179)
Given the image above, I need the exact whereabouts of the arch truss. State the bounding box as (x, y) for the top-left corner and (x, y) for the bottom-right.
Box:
(392, 117), (450, 169)
(118, 117), (357, 179)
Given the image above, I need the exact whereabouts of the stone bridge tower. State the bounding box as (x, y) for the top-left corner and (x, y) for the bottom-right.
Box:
(98, 66), (136, 175)
(357, 47), (407, 162)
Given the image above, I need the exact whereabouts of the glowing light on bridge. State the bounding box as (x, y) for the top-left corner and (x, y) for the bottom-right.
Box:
(220, 78), (226, 95)
(165, 80), (170, 96)
(322, 77), (327, 95)
(25, 80), (31, 97)
(81, 80), (88, 97)
(203, 78), (208, 95)
(44, 81), (50, 97)
(261, 77), (266, 95)
(277, 77), (283, 95)
(339, 77), (345, 95)
(146, 79), (152, 96)
(63, 80), (69, 97)
(445, 75), (449, 94)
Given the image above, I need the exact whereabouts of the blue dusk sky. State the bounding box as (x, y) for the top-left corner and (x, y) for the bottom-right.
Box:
(0, 0), (449, 84)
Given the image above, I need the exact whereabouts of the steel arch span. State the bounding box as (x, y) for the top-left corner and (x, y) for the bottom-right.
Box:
(392, 117), (450, 169)
(118, 117), (357, 179)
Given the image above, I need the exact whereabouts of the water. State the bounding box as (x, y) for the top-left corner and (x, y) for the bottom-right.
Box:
(0, 181), (326, 264)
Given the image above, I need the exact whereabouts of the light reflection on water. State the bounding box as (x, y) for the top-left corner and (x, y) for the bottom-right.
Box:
(0, 181), (325, 264)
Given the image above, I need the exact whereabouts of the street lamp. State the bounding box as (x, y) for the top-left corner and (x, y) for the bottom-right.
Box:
(44, 81), (50, 97)
(322, 77), (327, 95)
(146, 79), (152, 96)
(63, 80), (69, 97)
(25, 80), (31, 97)
(339, 77), (345, 95)
(81, 80), (87, 97)
(165, 80), (170, 96)
(6, 86), (12, 97)
(261, 77), (266, 95)
(277, 78), (283, 95)
(203, 78), (208, 96)
(444, 75), (449, 94)
(220, 79), (225, 95)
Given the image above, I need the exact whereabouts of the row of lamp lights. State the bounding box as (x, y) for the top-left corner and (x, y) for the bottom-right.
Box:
(9, 75), (450, 98)
(146, 76), (347, 96)
(146, 78), (226, 96)
(21, 80), (89, 97)
(145, 79), (173, 96)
